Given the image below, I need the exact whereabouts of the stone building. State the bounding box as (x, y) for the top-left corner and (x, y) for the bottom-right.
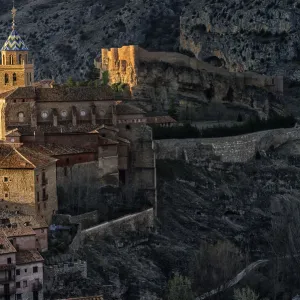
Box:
(0, 144), (58, 225)
(0, 5), (34, 94)
(0, 219), (45, 300)
(0, 86), (156, 220)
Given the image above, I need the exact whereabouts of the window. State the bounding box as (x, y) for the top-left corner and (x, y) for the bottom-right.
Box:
(37, 204), (40, 212)
(126, 124), (131, 130)
(42, 188), (46, 200)
(33, 266), (38, 273)
(16, 269), (20, 276)
(24, 269), (27, 273)
(16, 282), (20, 288)
(4, 193), (9, 199)
(3, 177), (8, 182)
(13, 73), (17, 82)
(30, 73), (32, 83)
(80, 110), (86, 117)
(41, 111), (48, 119)
(23, 280), (27, 288)
(16, 294), (22, 300)
(36, 175), (39, 183)
(37, 192), (40, 202)
(7, 257), (11, 264)
(2, 55), (4, 65)
(18, 112), (24, 123)
(19, 54), (22, 64)
(41, 229), (44, 233)
(4, 73), (8, 84)
(9, 55), (13, 65)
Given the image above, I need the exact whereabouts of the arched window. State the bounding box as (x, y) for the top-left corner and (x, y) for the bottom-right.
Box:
(4, 74), (9, 84)
(13, 73), (17, 82)
(29, 73), (32, 83)
(2, 55), (5, 65)
(18, 112), (24, 123)
(9, 55), (13, 65)
(18, 54), (22, 64)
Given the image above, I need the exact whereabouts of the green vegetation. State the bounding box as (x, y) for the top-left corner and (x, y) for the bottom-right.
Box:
(152, 115), (296, 140)
(166, 273), (194, 300)
(234, 287), (260, 300)
(111, 81), (127, 92)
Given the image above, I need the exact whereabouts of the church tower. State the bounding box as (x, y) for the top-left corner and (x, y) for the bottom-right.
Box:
(0, 2), (34, 93)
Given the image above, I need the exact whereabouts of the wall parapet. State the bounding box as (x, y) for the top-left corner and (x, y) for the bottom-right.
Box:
(155, 128), (300, 163)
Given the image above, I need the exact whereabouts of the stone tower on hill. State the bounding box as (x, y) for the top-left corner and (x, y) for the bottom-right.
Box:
(0, 4), (34, 93)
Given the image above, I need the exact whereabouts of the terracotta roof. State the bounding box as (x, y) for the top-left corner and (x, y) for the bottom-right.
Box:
(116, 103), (145, 115)
(26, 144), (97, 156)
(5, 87), (36, 100)
(0, 144), (56, 169)
(146, 116), (177, 124)
(0, 213), (48, 229)
(1, 226), (36, 237)
(32, 79), (54, 87)
(16, 250), (44, 265)
(0, 89), (16, 99)
(0, 235), (16, 254)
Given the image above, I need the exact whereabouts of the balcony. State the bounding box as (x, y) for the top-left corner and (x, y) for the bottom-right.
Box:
(32, 281), (43, 291)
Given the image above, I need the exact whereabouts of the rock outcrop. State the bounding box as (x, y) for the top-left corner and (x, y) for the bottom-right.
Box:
(99, 46), (285, 120)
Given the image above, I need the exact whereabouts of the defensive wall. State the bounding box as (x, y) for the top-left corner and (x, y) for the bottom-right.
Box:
(155, 128), (300, 163)
(99, 45), (283, 93)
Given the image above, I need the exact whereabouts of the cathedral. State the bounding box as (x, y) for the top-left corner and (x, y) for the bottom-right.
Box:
(0, 4), (157, 225)
(0, 5), (34, 93)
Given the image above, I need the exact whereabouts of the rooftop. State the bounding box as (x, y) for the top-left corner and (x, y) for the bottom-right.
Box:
(0, 144), (56, 169)
(1, 226), (36, 238)
(16, 250), (44, 265)
(116, 103), (145, 115)
(146, 115), (177, 124)
(0, 235), (16, 255)
(1, 30), (29, 51)
(2, 87), (130, 102)
(0, 212), (47, 229)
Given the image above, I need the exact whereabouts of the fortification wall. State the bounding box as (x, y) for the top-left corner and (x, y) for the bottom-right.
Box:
(81, 208), (154, 240)
(155, 128), (300, 163)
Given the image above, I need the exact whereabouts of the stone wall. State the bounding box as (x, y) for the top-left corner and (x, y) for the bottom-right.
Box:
(155, 128), (300, 163)
(81, 208), (154, 240)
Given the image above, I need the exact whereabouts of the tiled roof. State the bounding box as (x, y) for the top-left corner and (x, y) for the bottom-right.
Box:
(0, 89), (16, 99)
(26, 144), (97, 156)
(1, 30), (29, 51)
(116, 103), (145, 115)
(4, 87), (36, 100)
(0, 144), (56, 169)
(0, 235), (16, 254)
(0, 213), (48, 229)
(1, 226), (36, 237)
(146, 115), (177, 124)
(16, 250), (44, 265)
(98, 136), (118, 145)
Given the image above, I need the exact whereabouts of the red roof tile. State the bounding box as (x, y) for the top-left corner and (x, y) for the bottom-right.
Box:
(0, 235), (16, 254)
(16, 250), (44, 265)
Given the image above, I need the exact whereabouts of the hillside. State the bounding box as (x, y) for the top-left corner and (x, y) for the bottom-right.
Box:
(46, 143), (300, 299)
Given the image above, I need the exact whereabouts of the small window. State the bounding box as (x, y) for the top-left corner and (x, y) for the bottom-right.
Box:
(36, 175), (39, 183)
(66, 158), (70, 165)
(19, 54), (22, 64)
(16, 269), (20, 275)
(13, 73), (17, 82)
(24, 269), (27, 273)
(23, 280), (27, 288)
(7, 257), (11, 264)
(4, 73), (9, 84)
(16, 282), (20, 288)
(37, 204), (40, 212)
(33, 266), (38, 273)
(5, 193), (9, 198)
(3, 177), (8, 182)
(37, 192), (40, 202)
(126, 124), (131, 130)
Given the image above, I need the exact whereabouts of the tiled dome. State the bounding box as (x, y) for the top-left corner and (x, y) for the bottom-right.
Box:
(1, 30), (29, 51)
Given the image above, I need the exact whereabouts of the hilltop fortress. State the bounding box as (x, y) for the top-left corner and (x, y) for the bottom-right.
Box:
(96, 45), (285, 120)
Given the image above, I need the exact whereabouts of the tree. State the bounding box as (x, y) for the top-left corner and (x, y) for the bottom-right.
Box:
(66, 77), (76, 87)
(234, 287), (260, 300)
(101, 70), (109, 86)
(166, 273), (194, 300)
(190, 240), (243, 294)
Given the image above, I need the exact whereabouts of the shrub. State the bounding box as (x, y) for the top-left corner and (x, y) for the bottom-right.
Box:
(166, 273), (194, 300)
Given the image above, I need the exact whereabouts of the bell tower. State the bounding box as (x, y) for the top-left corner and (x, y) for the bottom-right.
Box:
(0, 1), (34, 93)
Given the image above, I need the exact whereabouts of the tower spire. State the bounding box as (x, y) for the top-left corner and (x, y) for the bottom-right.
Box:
(11, 0), (17, 30)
